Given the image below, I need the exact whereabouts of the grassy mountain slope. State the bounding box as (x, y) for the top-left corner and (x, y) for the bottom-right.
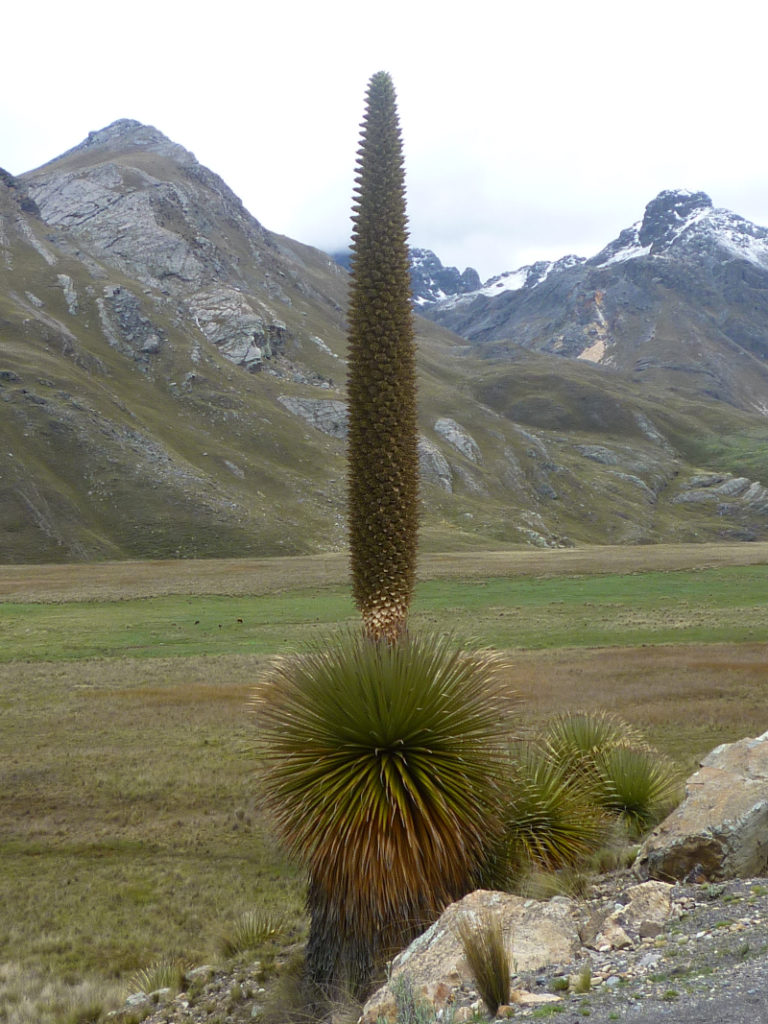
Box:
(2, 126), (768, 562)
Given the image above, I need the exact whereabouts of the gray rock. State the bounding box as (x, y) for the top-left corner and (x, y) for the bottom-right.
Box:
(363, 888), (582, 1023)
(276, 396), (348, 438)
(434, 418), (482, 464)
(635, 731), (768, 881)
(417, 438), (452, 492)
(96, 285), (164, 360)
(189, 287), (273, 370)
(57, 273), (79, 314)
(575, 445), (620, 465)
(362, 882), (678, 1023)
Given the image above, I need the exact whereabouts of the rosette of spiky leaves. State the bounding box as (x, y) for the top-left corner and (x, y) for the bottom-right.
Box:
(594, 746), (682, 837)
(543, 711), (681, 837)
(544, 711), (649, 777)
(483, 742), (608, 887)
(346, 71), (419, 643)
(251, 631), (518, 997)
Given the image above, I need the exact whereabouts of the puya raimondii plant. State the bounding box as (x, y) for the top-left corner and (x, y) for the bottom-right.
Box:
(253, 72), (518, 1002)
(252, 631), (517, 999)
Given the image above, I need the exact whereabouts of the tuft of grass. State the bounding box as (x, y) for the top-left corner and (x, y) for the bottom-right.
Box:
(216, 909), (284, 959)
(125, 956), (188, 997)
(0, 963), (125, 1024)
(456, 910), (511, 1015)
(572, 967), (592, 994)
(64, 1001), (105, 1024)
(390, 972), (438, 1024)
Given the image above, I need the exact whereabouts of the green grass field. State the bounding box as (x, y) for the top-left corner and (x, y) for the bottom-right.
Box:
(2, 564), (766, 661)
(1, 544), (768, 1022)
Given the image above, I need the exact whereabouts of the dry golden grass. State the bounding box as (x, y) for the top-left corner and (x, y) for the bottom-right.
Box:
(506, 643), (768, 771)
(2, 541), (767, 603)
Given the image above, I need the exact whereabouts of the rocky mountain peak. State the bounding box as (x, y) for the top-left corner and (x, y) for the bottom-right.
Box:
(409, 247), (481, 305)
(39, 119), (198, 171)
(638, 189), (713, 249)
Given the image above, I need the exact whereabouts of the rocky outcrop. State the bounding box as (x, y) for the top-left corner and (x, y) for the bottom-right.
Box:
(434, 417), (482, 463)
(97, 285), (164, 360)
(418, 438), (452, 491)
(638, 189), (714, 251)
(362, 882), (678, 1023)
(635, 731), (768, 882)
(673, 473), (768, 522)
(276, 397), (348, 438)
(189, 288), (287, 370)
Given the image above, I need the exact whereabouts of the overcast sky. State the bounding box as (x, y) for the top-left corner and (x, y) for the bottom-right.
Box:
(3, 0), (768, 281)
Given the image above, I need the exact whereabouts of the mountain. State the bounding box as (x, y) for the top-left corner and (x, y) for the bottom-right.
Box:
(3, 124), (768, 563)
(330, 247), (481, 306)
(420, 190), (768, 417)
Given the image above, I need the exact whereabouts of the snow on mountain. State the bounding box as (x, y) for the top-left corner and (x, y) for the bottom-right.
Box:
(428, 253), (587, 310)
(419, 190), (768, 315)
(591, 189), (768, 272)
(416, 188), (768, 420)
(408, 247), (481, 305)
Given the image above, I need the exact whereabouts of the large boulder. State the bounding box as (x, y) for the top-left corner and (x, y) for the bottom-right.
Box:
(362, 888), (582, 1024)
(361, 882), (676, 1022)
(635, 730), (768, 881)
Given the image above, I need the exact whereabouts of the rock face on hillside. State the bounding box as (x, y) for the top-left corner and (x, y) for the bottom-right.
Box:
(21, 120), (310, 375)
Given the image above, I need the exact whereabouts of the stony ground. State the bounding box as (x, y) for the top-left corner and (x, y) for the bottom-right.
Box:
(112, 875), (768, 1024)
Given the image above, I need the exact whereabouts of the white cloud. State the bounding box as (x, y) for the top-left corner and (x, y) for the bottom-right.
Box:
(3, 0), (768, 281)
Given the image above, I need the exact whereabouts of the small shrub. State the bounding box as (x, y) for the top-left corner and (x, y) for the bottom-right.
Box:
(544, 711), (647, 774)
(543, 711), (681, 838)
(390, 972), (436, 1024)
(456, 910), (510, 1014)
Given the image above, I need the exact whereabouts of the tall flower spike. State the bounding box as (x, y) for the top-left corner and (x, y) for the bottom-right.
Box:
(346, 71), (419, 644)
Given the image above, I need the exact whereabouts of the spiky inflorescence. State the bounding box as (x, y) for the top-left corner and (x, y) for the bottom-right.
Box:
(347, 71), (419, 644)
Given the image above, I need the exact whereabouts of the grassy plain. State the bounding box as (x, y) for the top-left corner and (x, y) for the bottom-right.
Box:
(1, 543), (768, 1022)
